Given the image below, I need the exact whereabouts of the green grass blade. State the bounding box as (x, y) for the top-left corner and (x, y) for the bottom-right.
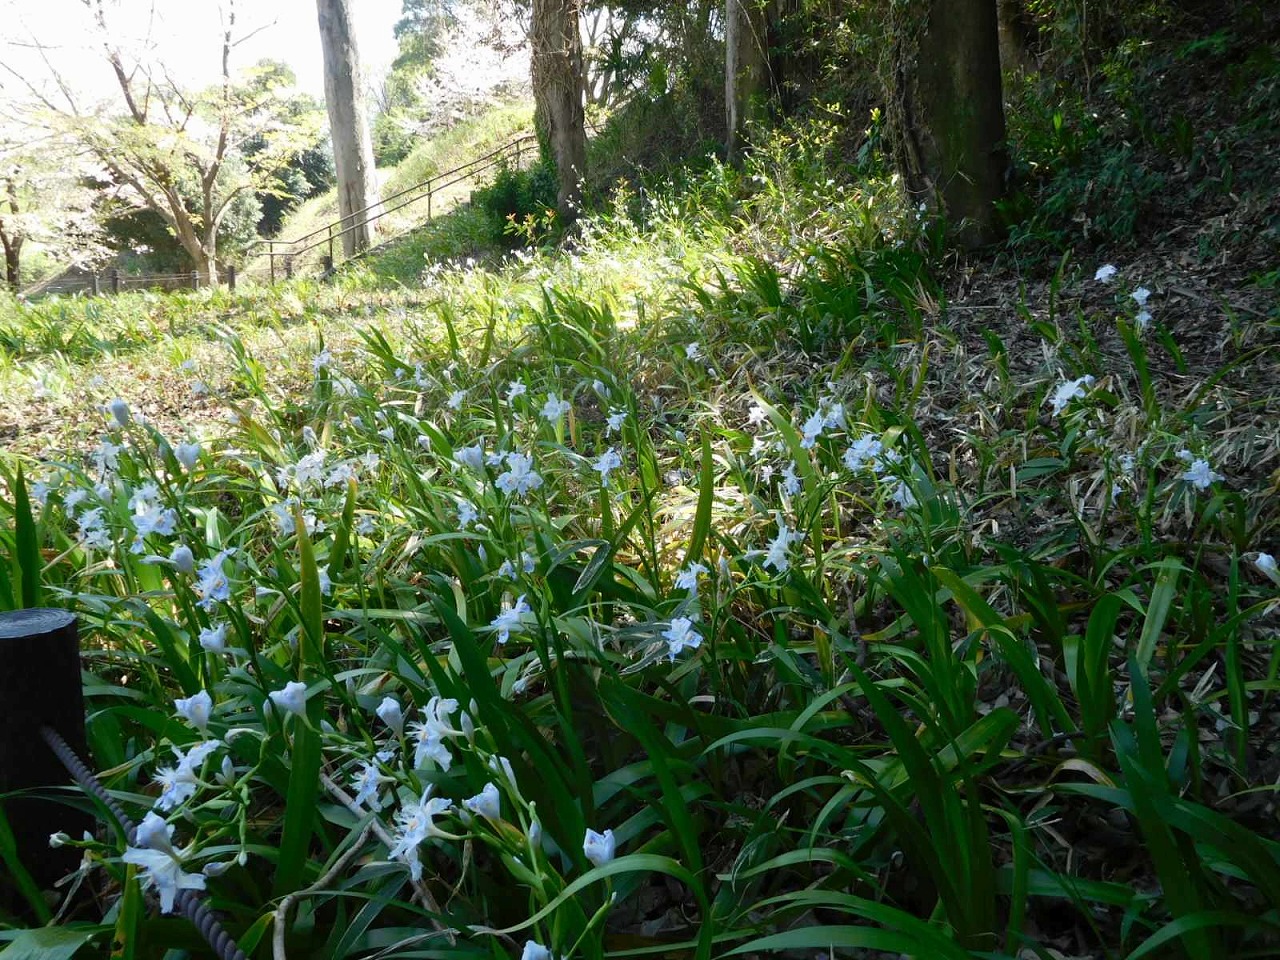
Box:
(1134, 560), (1181, 676)
(13, 466), (42, 609)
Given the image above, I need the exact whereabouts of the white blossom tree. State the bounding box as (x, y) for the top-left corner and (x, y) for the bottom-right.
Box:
(9, 0), (324, 284)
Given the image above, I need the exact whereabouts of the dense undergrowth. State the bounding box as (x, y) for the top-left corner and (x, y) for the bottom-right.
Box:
(1, 11), (1280, 960)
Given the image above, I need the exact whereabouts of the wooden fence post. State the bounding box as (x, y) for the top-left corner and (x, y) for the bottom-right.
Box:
(91, 274), (101, 296)
(0, 609), (92, 914)
(190, 270), (200, 290)
(110, 268), (120, 295)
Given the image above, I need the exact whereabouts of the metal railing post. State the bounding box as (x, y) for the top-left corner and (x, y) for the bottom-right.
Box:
(0, 609), (92, 915)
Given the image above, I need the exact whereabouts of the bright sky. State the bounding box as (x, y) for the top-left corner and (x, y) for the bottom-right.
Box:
(0, 0), (403, 104)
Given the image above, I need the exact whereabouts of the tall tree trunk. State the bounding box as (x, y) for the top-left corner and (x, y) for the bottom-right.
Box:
(531, 0), (587, 224)
(317, 0), (380, 257)
(998, 0), (1039, 75)
(887, 0), (1007, 248)
(725, 0), (770, 157)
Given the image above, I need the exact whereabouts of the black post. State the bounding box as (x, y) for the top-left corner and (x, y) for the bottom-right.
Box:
(322, 255), (334, 275)
(0, 609), (92, 914)
(227, 265), (237, 292)
(190, 270), (200, 290)
(110, 268), (120, 295)
(285, 257), (294, 280)
(91, 274), (101, 296)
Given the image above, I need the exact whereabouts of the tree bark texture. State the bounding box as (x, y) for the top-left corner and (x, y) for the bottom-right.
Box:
(887, 0), (1008, 247)
(317, 0), (380, 257)
(1, 179), (23, 291)
(725, 0), (771, 156)
(997, 0), (1039, 75)
(531, 0), (587, 223)
(1, 236), (19, 291)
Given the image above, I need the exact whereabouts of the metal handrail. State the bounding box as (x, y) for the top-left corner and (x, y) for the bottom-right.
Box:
(244, 133), (536, 281)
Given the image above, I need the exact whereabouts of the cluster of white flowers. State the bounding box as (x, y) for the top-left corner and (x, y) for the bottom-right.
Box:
(540, 393), (571, 424)
(843, 434), (883, 471)
(457, 499), (480, 530)
(1047, 375), (1096, 416)
(122, 813), (206, 913)
(1257, 553), (1279, 583)
(92, 439), (123, 479)
(175, 442), (201, 472)
(199, 622), (229, 654)
(1132, 285), (1153, 331)
(595, 447), (623, 486)
(490, 595), (533, 644)
(351, 761), (391, 813)
(77, 506), (112, 550)
(781, 461), (801, 496)
(277, 450), (329, 491)
(763, 515), (803, 574)
(388, 790), (453, 881)
(1094, 264), (1153, 329)
(1176, 448), (1224, 491)
(462, 782), (502, 822)
(408, 696), (464, 771)
(153, 740), (222, 812)
(194, 549), (236, 612)
(800, 401), (845, 449)
(456, 443), (486, 471)
(675, 562), (707, 596)
(662, 617), (703, 661)
(270, 680), (310, 718)
(174, 690), (213, 734)
(270, 499), (324, 537)
(495, 452), (544, 498)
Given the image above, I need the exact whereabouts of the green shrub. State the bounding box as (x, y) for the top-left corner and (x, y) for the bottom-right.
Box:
(471, 161), (559, 248)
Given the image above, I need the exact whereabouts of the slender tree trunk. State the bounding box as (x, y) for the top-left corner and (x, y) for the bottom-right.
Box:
(1, 236), (19, 292)
(725, 0), (770, 156)
(887, 0), (1007, 247)
(0, 181), (21, 291)
(316, 0), (380, 257)
(200, 220), (220, 287)
(531, 0), (587, 224)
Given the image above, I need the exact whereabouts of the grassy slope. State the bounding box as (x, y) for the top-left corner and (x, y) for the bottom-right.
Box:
(247, 101), (533, 280)
(0, 20), (1278, 959)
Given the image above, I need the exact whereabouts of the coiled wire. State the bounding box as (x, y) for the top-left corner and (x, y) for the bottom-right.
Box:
(40, 725), (248, 960)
